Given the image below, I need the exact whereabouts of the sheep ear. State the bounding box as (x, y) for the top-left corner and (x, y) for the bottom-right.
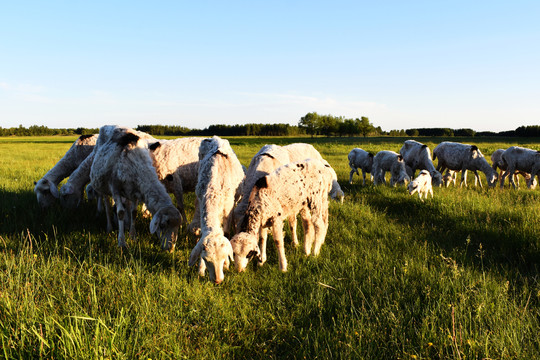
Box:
(255, 176), (268, 189)
(34, 181), (37, 185)
(149, 213), (161, 234)
(226, 241), (234, 262)
(188, 241), (204, 266)
(49, 181), (60, 198)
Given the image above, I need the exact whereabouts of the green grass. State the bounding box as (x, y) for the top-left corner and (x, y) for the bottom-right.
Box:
(1, 136), (540, 359)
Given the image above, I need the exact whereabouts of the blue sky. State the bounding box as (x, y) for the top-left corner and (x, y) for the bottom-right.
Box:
(1, 1), (539, 132)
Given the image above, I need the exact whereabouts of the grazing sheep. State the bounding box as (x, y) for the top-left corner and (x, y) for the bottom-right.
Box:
(34, 134), (98, 208)
(90, 127), (181, 249)
(442, 169), (457, 187)
(399, 140), (442, 186)
(408, 170), (433, 200)
(348, 148), (374, 185)
(188, 136), (245, 284)
(148, 137), (204, 224)
(230, 159), (331, 273)
(500, 146), (540, 189)
(372, 151), (411, 186)
(491, 148), (536, 189)
(59, 126), (156, 212)
(233, 143), (343, 259)
(433, 142), (498, 188)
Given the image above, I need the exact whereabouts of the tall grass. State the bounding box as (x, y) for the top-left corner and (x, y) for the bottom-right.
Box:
(1, 136), (539, 359)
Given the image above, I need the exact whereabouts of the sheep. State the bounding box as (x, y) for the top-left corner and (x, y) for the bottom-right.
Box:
(230, 159), (331, 273)
(372, 151), (411, 186)
(491, 148), (536, 189)
(433, 142), (498, 188)
(408, 170), (433, 200)
(147, 137), (204, 225)
(442, 169), (457, 187)
(188, 136), (246, 284)
(89, 127), (181, 249)
(232, 143), (343, 262)
(348, 148), (374, 185)
(399, 140), (442, 186)
(500, 146), (540, 189)
(34, 134), (98, 208)
(59, 126), (157, 212)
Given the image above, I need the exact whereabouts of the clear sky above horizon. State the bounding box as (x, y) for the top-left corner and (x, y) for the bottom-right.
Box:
(1, 1), (539, 132)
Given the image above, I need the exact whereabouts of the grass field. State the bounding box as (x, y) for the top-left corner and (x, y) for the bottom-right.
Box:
(1, 135), (540, 359)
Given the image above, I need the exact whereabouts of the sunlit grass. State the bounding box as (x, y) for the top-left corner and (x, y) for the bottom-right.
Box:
(1, 135), (540, 359)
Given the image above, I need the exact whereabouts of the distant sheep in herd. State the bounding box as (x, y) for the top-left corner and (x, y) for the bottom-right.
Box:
(433, 141), (498, 188)
(35, 131), (540, 284)
(492, 148), (537, 189)
(372, 150), (411, 186)
(348, 148), (374, 185)
(500, 146), (540, 189)
(399, 140), (442, 186)
(408, 170), (433, 200)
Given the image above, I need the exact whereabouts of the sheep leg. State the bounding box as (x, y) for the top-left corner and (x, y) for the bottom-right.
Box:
(288, 215), (299, 247)
(460, 169), (468, 187)
(171, 174), (187, 226)
(103, 196), (114, 233)
(500, 170), (511, 189)
(188, 197), (201, 236)
(258, 227), (269, 266)
(115, 197), (127, 248)
(129, 200), (137, 240)
(473, 170), (483, 188)
(272, 219), (287, 272)
(312, 206), (328, 256)
(301, 210), (315, 256)
(349, 168), (356, 184)
(362, 170), (367, 185)
(506, 166), (518, 189)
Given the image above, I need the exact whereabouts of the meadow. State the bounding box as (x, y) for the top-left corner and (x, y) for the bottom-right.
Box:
(1, 135), (540, 359)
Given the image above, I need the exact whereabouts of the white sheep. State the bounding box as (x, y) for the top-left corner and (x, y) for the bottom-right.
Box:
(399, 140), (442, 186)
(59, 126), (157, 212)
(232, 143), (343, 262)
(433, 142), (498, 188)
(34, 134), (97, 208)
(491, 148), (536, 189)
(442, 169), (457, 187)
(188, 136), (246, 284)
(90, 127), (181, 249)
(348, 148), (374, 185)
(500, 146), (540, 189)
(372, 150), (411, 186)
(148, 137), (204, 225)
(408, 170), (433, 200)
(230, 158), (331, 273)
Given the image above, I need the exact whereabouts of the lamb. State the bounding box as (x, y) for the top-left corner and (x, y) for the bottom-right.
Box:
(348, 148), (374, 185)
(491, 148), (536, 189)
(408, 170), (433, 200)
(147, 137), (204, 224)
(188, 136), (246, 284)
(442, 169), (457, 187)
(230, 159), (331, 273)
(89, 127), (181, 249)
(500, 146), (540, 189)
(433, 142), (498, 188)
(232, 143), (343, 261)
(399, 140), (442, 186)
(34, 134), (98, 208)
(372, 151), (411, 186)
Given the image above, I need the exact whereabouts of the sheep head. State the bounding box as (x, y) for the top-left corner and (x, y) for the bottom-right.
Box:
(34, 178), (59, 208)
(189, 232), (234, 284)
(431, 170), (443, 187)
(230, 232), (260, 272)
(59, 184), (83, 209)
(150, 205), (182, 251)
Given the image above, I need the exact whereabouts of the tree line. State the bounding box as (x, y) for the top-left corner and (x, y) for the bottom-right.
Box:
(1, 116), (539, 137)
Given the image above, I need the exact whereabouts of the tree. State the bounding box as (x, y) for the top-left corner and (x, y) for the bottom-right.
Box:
(357, 117), (374, 137)
(299, 112), (320, 137)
